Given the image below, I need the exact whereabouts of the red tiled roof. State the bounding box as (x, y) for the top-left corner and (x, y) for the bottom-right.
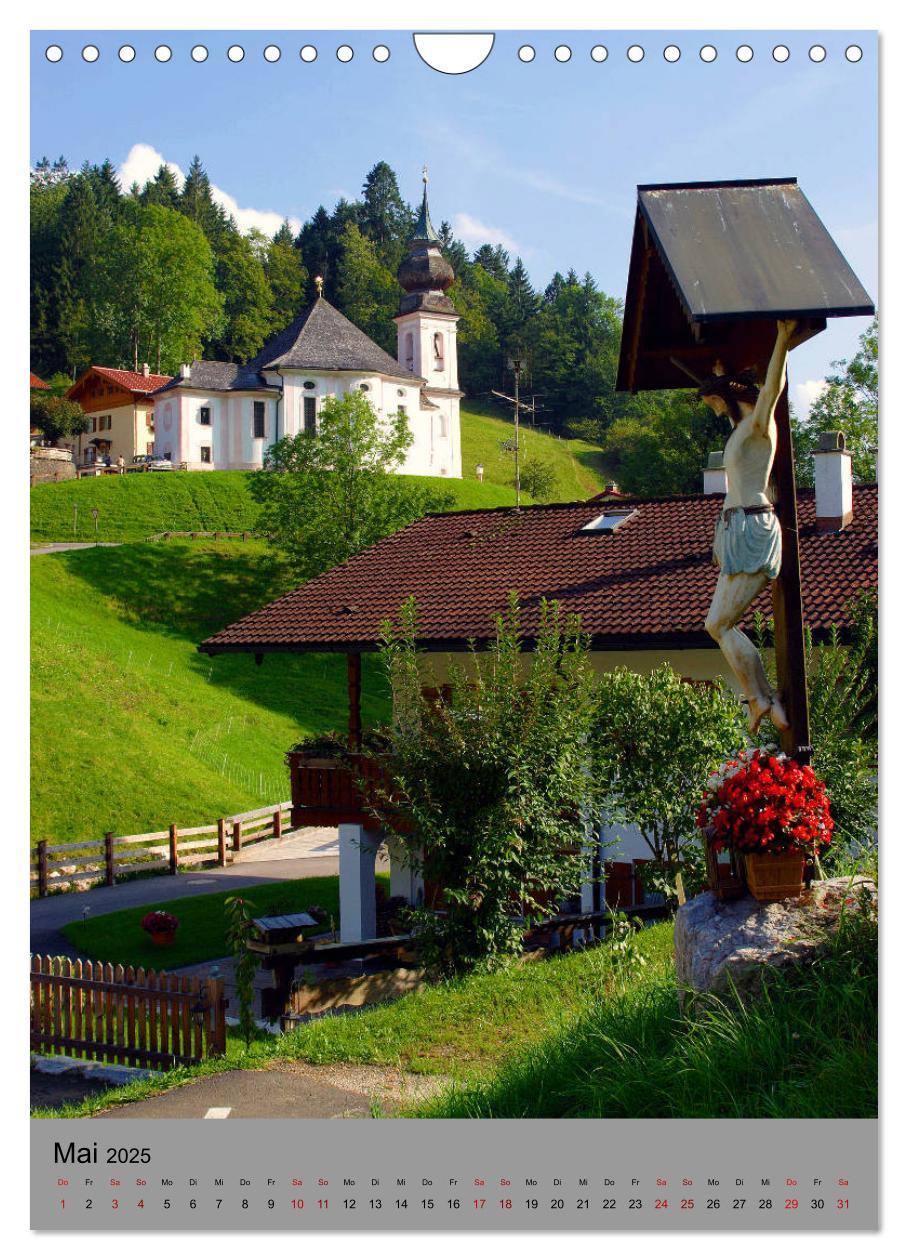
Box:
(200, 486), (878, 656)
(30, 372), (50, 389)
(75, 366), (174, 395)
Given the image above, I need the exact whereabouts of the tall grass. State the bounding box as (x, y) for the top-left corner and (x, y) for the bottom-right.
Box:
(418, 904), (877, 1120)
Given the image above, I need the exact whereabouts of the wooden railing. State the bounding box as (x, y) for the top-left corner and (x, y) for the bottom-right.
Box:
(30, 955), (227, 1068)
(31, 801), (291, 897)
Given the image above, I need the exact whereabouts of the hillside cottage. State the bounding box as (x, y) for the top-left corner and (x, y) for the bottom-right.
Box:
(150, 177), (463, 478)
(200, 437), (876, 943)
(65, 364), (172, 466)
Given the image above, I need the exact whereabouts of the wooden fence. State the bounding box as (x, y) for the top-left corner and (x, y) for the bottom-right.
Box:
(30, 955), (227, 1068)
(31, 801), (292, 897)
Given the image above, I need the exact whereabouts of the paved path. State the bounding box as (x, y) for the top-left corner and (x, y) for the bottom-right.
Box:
(30, 827), (351, 959)
(31, 542), (122, 555)
(92, 1063), (447, 1120)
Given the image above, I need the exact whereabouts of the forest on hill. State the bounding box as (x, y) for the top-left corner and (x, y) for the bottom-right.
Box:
(31, 155), (735, 495)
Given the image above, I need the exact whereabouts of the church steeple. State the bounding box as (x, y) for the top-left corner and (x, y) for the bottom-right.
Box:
(411, 166), (440, 243)
(397, 167), (455, 316)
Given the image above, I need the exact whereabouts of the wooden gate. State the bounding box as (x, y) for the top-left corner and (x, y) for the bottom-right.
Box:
(30, 956), (227, 1068)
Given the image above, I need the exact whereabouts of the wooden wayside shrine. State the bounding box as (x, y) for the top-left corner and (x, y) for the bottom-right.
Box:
(616, 178), (875, 761)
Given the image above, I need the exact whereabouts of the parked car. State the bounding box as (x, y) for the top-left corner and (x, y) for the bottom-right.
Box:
(126, 454), (172, 473)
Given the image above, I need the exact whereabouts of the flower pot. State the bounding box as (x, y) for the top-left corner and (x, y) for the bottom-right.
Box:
(150, 929), (176, 946)
(743, 852), (806, 902)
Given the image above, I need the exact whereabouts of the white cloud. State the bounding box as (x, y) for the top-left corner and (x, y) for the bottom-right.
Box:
(794, 379), (827, 416)
(118, 142), (182, 191)
(116, 143), (302, 237)
(452, 211), (520, 253)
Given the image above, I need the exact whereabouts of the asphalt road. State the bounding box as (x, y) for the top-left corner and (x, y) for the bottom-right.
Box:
(90, 1064), (447, 1120)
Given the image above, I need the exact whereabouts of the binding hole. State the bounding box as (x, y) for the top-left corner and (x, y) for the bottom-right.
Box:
(45, 45), (63, 63)
(663, 45), (681, 63)
(518, 45), (535, 63)
(191, 45), (208, 63)
(627, 45), (645, 63)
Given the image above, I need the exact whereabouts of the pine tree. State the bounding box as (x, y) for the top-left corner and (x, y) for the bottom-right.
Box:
(140, 164), (182, 210)
(335, 223), (398, 353)
(359, 161), (411, 264)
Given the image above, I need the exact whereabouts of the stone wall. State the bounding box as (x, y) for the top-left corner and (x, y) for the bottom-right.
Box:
(30, 446), (75, 485)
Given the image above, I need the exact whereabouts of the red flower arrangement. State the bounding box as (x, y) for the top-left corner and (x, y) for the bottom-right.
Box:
(140, 909), (180, 936)
(697, 749), (834, 857)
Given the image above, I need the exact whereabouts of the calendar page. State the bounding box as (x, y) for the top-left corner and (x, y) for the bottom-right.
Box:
(27, 16), (879, 1236)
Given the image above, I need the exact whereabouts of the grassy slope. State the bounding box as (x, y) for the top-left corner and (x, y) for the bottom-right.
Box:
(459, 402), (609, 502)
(30, 469), (520, 544)
(30, 411), (607, 542)
(31, 540), (390, 843)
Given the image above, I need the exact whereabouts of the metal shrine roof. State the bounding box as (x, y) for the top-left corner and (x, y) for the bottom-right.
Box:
(616, 179), (875, 393)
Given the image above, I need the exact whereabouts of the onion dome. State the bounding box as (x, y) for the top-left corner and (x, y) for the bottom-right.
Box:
(397, 170), (456, 315)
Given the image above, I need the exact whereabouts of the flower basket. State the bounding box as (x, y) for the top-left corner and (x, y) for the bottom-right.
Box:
(743, 852), (806, 902)
(140, 909), (179, 944)
(697, 749), (833, 904)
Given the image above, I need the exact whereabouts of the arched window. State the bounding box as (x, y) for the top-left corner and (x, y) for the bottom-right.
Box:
(404, 332), (415, 372)
(433, 331), (444, 371)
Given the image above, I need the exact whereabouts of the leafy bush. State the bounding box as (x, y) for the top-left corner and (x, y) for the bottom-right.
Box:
(754, 597), (878, 871)
(516, 456), (557, 501)
(370, 593), (601, 975)
(595, 666), (746, 905)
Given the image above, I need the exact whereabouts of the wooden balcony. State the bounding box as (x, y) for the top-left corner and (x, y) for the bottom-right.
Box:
(287, 749), (407, 830)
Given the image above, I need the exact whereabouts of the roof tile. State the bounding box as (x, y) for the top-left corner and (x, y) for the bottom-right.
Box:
(200, 486), (878, 655)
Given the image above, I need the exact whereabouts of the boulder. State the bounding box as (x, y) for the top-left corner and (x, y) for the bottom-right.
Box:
(674, 875), (876, 1002)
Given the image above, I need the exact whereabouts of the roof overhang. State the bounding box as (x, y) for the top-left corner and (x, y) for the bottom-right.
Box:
(616, 178), (875, 392)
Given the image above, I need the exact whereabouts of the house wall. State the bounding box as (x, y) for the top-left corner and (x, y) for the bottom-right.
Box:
(76, 403), (142, 465)
(153, 391), (279, 470)
(152, 368), (461, 478)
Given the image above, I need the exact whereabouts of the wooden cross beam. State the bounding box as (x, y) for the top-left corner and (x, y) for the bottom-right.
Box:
(770, 384), (811, 763)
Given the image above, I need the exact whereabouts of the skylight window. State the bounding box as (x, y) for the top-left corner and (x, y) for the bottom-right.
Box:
(581, 510), (637, 533)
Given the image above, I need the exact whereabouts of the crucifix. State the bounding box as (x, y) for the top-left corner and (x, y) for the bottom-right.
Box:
(615, 179), (875, 763)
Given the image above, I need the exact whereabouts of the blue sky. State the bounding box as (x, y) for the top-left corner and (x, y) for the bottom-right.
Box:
(31, 29), (877, 410)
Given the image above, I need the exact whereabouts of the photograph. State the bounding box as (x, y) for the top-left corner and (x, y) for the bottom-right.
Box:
(26, 26), (878, 1227)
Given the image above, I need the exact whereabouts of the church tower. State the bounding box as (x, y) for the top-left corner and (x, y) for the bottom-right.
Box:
(394, 171), (462, 477)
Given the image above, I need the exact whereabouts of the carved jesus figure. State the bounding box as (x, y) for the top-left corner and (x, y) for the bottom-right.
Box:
(700, 319), (799, 734)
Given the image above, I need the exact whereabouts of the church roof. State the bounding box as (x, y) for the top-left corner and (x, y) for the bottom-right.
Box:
(154, 297), (423, 395)
(249, 297), (423, 381)
(411, 182), (440, 244)
(200, 485), (877, 656)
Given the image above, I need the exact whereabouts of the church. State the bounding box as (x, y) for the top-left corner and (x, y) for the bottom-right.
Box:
(152, 177), (462, 478)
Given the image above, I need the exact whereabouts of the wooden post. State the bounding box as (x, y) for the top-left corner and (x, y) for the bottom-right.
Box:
(347, 652), (362, 751)
(273, 809), (282, 840)
(168, 824), (178, 875)
(104, 831), (115, 886)
(233, 820), (242, 853)
(217, 818), (227, 866)
(770, 384), (812, 764)
(37, 840), (48, 899)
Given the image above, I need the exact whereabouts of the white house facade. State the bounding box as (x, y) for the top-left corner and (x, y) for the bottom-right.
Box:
(152, 179), (462, 478)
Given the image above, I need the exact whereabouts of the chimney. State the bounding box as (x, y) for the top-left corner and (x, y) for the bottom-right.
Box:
(813, 431), (853, 531)
(703, 451), (727, 495)
(142, 362), (150, 377)
(179, 363), (192, 380)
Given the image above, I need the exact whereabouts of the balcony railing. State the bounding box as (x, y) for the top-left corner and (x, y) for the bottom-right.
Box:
(287, 749), (409, 830)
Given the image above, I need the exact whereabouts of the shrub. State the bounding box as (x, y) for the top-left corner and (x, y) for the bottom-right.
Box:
(595, 666), (746, 905)
(754, 598), (877, 869)
(370, 593), (601, 975)
(516, 456), (557, 501)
